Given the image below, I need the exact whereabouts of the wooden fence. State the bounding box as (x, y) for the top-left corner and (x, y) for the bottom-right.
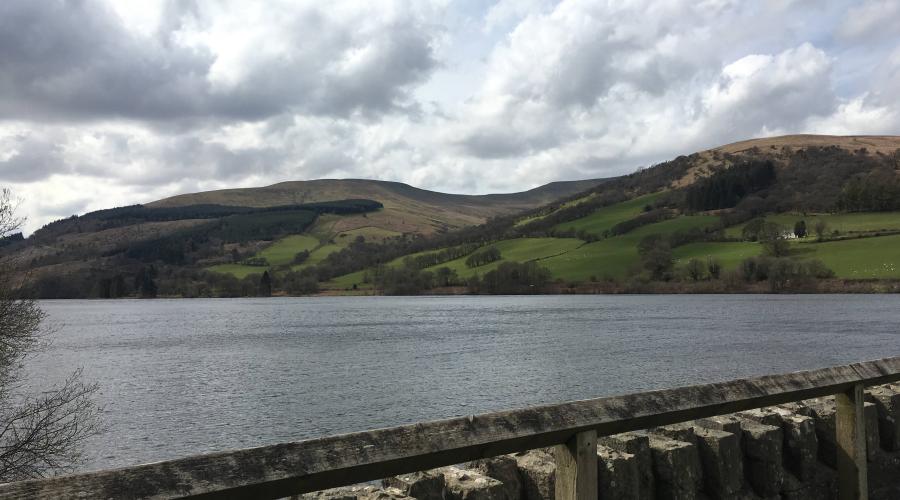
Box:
(3, 356), (899, 500)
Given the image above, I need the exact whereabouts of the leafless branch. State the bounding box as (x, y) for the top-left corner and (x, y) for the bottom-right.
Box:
(0, 189), (103, 482)
(0, 371), (102, 481)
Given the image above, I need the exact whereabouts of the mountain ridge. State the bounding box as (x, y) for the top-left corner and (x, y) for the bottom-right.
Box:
(7, 133), (900, 298)
(146, 177), (607, 238)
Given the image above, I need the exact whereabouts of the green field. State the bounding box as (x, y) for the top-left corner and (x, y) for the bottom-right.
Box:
(292, 244), (341, 270)
(793, 234), (900, 278)
(209, 224), (395, 278)
(422, 237), (584, 279)
(257, 235), (319, 266)
(214, 204), (900, 286)
(325, 270), (372, 290)
(725, 212), (900, 239)
(555, 192), (662, 235)
(208, 234), (322, 277)
(326, 237), (585, 289)
(205, 263), (267, 279)
(333, 226), (402, 244)
(673, 242), (761, 270)
(542, 215), (719, 280)
(515, 192), (599, 227)
(672, 232), (900, 279)
(323, 248), (446, 289)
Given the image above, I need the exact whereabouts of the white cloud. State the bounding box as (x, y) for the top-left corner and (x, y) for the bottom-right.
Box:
(2, 0), (900, 234)
(483, 0), (554, 32)
(697, 43), (835, 141)
(806, 96), (899, 136)
(839, 0), (900, 41)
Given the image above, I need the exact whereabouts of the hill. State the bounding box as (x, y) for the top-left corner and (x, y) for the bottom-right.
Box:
(672, 134), (900, 188)
(6, 134), (900, 298)
(712, 134), (900, 154)
(149, 178), (606, 236)
(317, 135), (900, 294)
(2, 178), (604, 298)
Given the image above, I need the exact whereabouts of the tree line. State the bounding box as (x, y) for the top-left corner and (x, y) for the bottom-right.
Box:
(30, 199), (383, 244)
(685, 160), (776, 211)
(837, 169), (900, 212)
(465, 246), (501, 268)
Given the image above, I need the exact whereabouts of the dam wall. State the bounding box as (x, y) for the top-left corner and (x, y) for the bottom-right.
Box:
(309, 384), (900, 500)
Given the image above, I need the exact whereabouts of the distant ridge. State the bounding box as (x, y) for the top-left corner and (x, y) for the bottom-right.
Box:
(711, 134), (900, 155)
(148, 177), (607, 235)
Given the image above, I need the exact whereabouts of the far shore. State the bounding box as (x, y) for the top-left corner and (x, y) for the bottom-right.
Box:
(41, 278), (900, 300)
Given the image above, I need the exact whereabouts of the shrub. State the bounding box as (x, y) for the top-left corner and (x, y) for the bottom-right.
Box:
(465, 247), (502, 268)
(685, 258), (705, 281)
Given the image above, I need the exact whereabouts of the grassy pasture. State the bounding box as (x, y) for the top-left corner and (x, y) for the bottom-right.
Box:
(209, 234), (321, 277)
(542, 215), (719, 280)
(671, 231), (900, 279)
(555, 192), (662, 236)
(206, 264), (266, 279)
(257, 235), (319, 266)
(210, 223), (400, 278)
(673, 242), (761, 270)
(514, 192), (599, 227)
(725, 212), (900, 239)
(328, 237), (585, 289)
(793, 234), (900, 278)
(325, 270), (371, 290)
(333, 226), (402, 245)
(214, 205), (900, 287)
(323, 248), (453, 289)
(422, 237), (584, 279)
(291, 244), (341, 271)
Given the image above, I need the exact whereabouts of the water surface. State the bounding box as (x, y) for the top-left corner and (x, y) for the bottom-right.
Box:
(23, 295), (900, 471)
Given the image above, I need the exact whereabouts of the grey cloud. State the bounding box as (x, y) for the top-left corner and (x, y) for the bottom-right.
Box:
(0, 1), (213, 121)
(301, 150), (356, 178)
(457, 129), (531, 159)
(0, 135), (66, 182)
(311, 24), (437, 117)
(7, 0), (900, 236)
(36, 197), (93, 221)
(0, 1), (439, 123)
(456, 118), (573, 160)
(149, 137), (288, 185)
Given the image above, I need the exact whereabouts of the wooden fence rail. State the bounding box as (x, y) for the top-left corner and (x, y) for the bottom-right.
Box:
(3, 356), (900, 500)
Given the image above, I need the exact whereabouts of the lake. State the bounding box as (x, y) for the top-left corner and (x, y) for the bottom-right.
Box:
(23, 295), (900, 472)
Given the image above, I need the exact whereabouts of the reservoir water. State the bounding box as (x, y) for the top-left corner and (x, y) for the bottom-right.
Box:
(23, 295), (900, 472)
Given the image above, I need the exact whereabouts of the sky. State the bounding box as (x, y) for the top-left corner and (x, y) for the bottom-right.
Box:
(1, 0), (899, 234)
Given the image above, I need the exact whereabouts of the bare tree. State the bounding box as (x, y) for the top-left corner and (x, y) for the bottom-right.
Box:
(814, 220), (829, 241)
(685, 258), (705, 281)
(0, 189), (101, 482)
(760, 222), (790, 257)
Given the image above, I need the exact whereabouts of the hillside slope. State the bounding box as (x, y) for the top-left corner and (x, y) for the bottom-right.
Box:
(673, 134), (900, 188)
(321, 135), (900, 292)
(3, 177), (604, 297)
(713, 134), (900, 154)
(7, 134), (900, 298)
(150, 178), (605, 235)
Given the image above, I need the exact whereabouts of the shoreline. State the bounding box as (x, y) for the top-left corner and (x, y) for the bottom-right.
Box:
(32, 278), (900, 299)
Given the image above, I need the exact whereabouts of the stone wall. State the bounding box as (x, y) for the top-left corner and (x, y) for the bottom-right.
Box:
(304, 383), (900, 500)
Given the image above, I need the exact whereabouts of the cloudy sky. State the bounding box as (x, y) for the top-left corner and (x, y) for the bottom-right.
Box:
(1, 0), (899, 233)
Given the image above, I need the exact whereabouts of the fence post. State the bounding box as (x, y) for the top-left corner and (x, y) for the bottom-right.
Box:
(554, 430), (598, 500)
(836, 383), (868, 500)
